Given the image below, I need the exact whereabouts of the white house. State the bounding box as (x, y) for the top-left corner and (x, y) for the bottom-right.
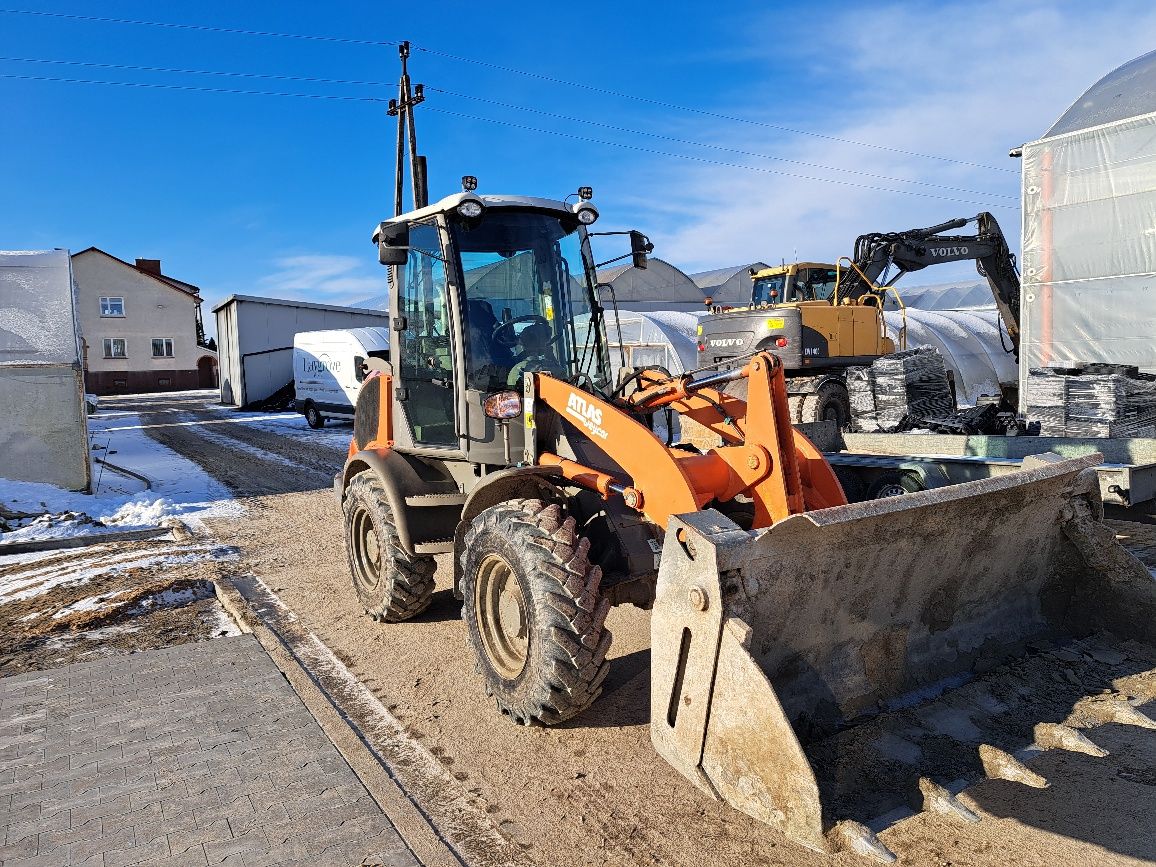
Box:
(71, 248), (218, 394)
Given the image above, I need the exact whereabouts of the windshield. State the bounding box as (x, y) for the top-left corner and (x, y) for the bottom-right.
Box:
(451, 210), (610, 393)
(752, 274), (786, 305)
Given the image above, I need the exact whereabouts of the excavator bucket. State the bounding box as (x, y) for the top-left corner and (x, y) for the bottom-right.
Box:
(651, 453), (1156, 858)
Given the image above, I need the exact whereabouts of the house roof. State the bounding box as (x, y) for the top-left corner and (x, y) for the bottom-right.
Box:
(72, 247), (202, 300)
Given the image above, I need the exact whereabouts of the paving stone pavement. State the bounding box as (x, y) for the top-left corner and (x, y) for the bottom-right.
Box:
(0, 635), (421, 866)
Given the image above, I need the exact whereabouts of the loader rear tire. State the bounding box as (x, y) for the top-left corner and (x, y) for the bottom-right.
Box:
(460, 498), (612, 726)
(343, 471), (436, 622)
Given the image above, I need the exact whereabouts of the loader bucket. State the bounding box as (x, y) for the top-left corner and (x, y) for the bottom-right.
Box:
(651, 453), (1156, 856)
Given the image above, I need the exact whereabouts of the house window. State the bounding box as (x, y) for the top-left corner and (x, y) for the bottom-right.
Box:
(151, 338), (174, 358)
(100, 297), (125, 317)
(103, 338), (127, 358)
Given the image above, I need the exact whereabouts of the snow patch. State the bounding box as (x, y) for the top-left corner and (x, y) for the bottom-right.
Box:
(53, 590), (129, 618)
(2, 408), (241, 542)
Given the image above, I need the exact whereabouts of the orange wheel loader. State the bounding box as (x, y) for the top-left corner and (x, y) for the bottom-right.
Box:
(335, 183), (1156, 860)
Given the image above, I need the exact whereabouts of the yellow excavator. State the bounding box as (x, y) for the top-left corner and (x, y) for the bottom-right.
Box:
(697, 214), (1022, 425)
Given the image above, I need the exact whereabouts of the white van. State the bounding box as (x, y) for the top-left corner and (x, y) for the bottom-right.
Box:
(292, 328), (390, 428)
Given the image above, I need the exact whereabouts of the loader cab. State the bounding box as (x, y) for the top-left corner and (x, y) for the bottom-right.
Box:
(373, 192), (613, 466)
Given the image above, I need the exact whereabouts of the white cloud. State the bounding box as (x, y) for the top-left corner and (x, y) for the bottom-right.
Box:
(255, 253), (385, 305)
(616, 1), (1156, 285)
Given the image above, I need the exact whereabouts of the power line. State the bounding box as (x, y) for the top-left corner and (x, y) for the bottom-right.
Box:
(0, 70), (1014, 206)
(0, 55), (390, 88)
(424, 107), (1009, 207)
(0, 72), (384, 102)
(0, 7), (1016, 173)
(427, 86), (1016, 200)
(0, 56), (1014, 200)
(0, 8), (399, 48)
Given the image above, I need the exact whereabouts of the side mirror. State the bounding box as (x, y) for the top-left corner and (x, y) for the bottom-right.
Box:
(354, 355), (366, 383)
(629, 230), (653, 270)
(374, 221), (410, 266)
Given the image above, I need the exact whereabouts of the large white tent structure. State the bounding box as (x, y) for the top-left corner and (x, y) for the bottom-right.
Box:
(0, 250), (89, 491)
(686, 263), (768, 307)
(1019, 49), (1156, 408)
(597, 258), (706, 312)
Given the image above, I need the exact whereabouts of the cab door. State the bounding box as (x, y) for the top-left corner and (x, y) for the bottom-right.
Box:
(392, 220), (459, 448)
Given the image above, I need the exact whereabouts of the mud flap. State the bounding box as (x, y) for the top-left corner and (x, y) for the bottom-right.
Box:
(651, 452), (1156, 854)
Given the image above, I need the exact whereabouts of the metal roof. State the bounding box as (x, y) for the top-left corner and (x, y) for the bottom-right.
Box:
(211, 293), (390, 315)
(373, 192), (581, 238)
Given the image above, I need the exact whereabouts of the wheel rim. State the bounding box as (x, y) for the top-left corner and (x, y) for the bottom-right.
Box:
(474, 553), (529, 680)
(874, 483), (908, 498)
(349, 505), (382, 594)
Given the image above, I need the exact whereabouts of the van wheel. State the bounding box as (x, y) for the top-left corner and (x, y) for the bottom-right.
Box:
(305, 402), (325, 429)
(867, 471), (925, 499)
(460, 499), (611, 726)
(343, 471), (435, 621)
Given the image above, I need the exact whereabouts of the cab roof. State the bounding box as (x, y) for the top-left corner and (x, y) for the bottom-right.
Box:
(374, 192), (576, 233)
(751, 261), (834, 278)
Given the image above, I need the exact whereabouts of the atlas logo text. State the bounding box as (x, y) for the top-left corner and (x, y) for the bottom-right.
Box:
(565, 392), (609, 440)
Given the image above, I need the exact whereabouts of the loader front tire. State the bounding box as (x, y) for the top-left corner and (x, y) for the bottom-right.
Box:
(343, 471), (435, 622)
(460, 498), (611, 725)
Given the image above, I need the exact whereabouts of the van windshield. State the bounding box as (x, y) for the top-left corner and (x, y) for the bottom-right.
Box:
(450, 210), (610, 393)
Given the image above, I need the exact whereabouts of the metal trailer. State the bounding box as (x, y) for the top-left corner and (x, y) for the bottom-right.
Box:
(803, 424), (1156, 507)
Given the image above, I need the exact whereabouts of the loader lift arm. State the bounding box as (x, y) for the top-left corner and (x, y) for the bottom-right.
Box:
(838, 212), (1022, 357)
(530, 353), (847, 533)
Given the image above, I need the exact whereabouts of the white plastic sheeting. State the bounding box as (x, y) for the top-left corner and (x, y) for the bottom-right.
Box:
(0, 250), (83, 365)
(884, 281), (997, 311)
(597, 259), (706, 312)
(687, 263), (769, 306)
(0, 250), (89, 491)
(1020, 50), (1156, 409)
(883, 308), (1016, 407)
(605, 310), (701, 380)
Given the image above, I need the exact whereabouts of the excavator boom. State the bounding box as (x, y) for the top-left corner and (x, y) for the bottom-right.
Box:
(840, 211), (1022, 356)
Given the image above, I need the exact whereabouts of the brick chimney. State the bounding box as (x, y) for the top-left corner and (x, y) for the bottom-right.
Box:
(135, 258), (162, 276)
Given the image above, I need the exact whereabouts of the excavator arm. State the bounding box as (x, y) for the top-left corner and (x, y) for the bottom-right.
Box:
(838, 212), (1022, 357)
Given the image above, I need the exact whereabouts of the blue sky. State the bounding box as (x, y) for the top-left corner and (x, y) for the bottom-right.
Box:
(5, 1), (1156, 335)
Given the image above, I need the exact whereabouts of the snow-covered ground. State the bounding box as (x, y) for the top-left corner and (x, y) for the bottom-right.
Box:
(1, 405), (241, 543)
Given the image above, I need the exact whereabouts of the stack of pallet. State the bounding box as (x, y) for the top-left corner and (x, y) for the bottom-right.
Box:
(1026, 367), (1156, 437)
(848, 347), (955, 432)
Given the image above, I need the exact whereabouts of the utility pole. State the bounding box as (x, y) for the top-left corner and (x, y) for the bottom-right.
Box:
(388, 41), (427, 217)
